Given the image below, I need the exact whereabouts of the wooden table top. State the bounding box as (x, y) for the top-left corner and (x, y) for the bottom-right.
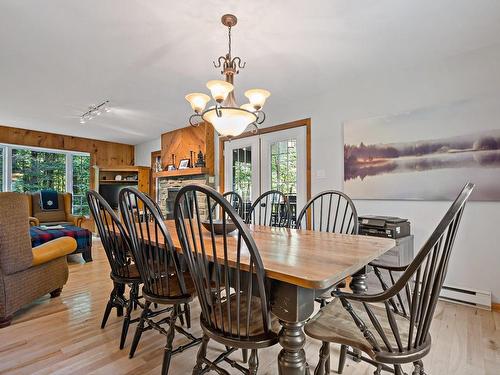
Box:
(158, 220), (396, 290)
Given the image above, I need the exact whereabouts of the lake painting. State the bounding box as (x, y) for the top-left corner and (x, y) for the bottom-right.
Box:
(343, 94), (500, 201)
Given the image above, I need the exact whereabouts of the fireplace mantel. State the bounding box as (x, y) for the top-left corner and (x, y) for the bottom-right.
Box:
(153, 167), (209, 179)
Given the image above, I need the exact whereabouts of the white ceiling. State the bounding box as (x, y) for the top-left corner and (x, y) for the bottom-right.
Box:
(1, 0), (499, 145)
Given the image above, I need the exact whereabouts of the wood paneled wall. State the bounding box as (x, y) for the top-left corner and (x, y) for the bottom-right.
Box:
(161, 123), (215, 175)
(0, 125), (135, 188)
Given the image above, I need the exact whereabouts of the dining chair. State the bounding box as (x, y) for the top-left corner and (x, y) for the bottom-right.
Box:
(304, 182), (474, 375)
(119, 187), (201, 375)
(174, 184), (280, 375)
(210, 190), (245, 219)
(245, 190), (291, 228)
(296, 190), (358, 306)
(296, 190), (358, 234)
(87, 190), (142, 350)
(223, 191), (244, 218)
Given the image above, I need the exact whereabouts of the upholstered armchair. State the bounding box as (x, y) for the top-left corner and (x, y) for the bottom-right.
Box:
(0, 193), (77, 328)
(26, 192), (84, 227)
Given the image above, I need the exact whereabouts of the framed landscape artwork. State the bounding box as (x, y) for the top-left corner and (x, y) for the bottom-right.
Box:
(343, 94), (500, 201)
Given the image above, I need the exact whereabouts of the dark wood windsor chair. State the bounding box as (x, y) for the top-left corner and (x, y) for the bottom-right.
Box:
(296, 190), (358, 307)
(174, 184), (280, 375)
(304, 182), (474, 375)
(119, 187), (201, 375)
(86, 190), (142, 350)
(210, 191), (245, 219)
(245, 190), (291, 228)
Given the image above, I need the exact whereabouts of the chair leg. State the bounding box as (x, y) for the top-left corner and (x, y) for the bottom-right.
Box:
(248, 349), (259, 375)
(314, 342), (329, 375)
(242, 348), (248, 363)
(338, 344), (347, 374)
(177, 305), (185, 326)
(161, 307), (178, 375)
(129, 300), (151, 358)
(192, 334), (209, 375)
(412, 361), (424, 375)
(184, 303), (191, 329)
(119, 284), (136, 349)
(116, 282), (125, 317)
(50, 287), (63, 298)
(394, 364), (407, 375)
(101, 286), (116, 329)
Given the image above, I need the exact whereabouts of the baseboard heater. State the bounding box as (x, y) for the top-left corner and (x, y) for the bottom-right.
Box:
(439, 284), (491, 310)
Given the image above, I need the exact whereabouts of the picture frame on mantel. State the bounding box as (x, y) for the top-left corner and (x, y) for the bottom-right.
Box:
(166, 164), (176, 171)
(178, 159), (191, 169)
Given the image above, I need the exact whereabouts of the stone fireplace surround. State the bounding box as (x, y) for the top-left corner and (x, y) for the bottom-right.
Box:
(157, 173), (214, 219)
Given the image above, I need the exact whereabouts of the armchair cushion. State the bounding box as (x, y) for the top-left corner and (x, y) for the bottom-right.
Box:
(0, 193), (33, 275)
(31, 193), (66, 223)
(32, 237), (77, 266)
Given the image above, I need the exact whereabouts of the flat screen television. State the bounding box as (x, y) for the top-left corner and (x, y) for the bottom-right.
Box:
(99, 183), (137, 209)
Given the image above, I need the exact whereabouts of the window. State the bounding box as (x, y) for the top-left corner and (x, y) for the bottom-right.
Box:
(72, 154), (91, 216)
(232, 147), (253, 203)
(1, 143), (91, 216)
(11, 148), (66, 193)
(0, 146), (4, 192)
(271, 139), (297, 195)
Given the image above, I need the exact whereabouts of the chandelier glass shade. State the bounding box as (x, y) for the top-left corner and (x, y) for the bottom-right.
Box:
(185, 14), (270, 138)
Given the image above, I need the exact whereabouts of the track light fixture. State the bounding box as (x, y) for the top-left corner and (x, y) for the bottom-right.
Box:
(80, 100), (110, 124)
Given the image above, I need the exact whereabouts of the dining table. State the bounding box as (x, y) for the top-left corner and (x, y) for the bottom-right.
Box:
(143, 220), (396, 375)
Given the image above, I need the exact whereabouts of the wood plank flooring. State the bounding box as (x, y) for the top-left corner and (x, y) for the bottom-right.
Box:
(0, 239), (499, 374)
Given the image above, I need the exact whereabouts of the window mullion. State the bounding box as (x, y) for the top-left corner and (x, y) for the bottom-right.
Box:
(66, 153), (73, 194)
(5, 146), (12, 192)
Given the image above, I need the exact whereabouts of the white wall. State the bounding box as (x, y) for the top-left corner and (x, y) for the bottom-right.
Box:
(134, 138), (160, 166)
(136, 43), (500, 303)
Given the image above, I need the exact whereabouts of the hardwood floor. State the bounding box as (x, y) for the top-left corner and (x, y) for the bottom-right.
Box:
(0, 239), (499, 374)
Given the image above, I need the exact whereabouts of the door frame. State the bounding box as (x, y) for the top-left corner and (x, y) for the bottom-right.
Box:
(219, 118), (311, 203)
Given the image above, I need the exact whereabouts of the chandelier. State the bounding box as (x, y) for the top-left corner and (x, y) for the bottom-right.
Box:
(185, 14), (270, 138)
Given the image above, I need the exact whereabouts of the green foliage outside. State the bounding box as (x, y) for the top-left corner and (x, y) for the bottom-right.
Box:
(12, 149), (66, 192)
(72, 155), (91, 216)
(271, 139), (297, 194)
(10, 148), (90, 216)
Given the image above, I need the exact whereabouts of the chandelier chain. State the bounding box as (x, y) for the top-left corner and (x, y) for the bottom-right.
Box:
(228, 26), (232, 57)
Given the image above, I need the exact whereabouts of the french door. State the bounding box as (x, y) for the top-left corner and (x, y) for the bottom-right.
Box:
(224, 126), (307, 223)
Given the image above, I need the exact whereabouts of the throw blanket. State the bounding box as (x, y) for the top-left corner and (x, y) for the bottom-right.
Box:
(30, 225), (91, 249)
(40, 190), (59, 210)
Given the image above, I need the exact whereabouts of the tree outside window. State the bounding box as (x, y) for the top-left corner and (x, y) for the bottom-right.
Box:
(72, 155), (91, 216)
(11, 149), (66, 192)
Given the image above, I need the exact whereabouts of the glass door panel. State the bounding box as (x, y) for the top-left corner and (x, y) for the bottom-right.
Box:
(261, 127), (307, 227)
(224, 136), (260, 219)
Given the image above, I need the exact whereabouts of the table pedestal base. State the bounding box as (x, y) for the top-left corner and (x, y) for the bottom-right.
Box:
(278, 320), (310, 375)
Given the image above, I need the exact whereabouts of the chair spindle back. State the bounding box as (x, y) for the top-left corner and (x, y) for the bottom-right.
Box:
(87, 190), (134, 279)
(119, 187), (189, 299)
(174, 184), (272, 340)
(296, 190), (358, 233)
(246, 190), (291, 227)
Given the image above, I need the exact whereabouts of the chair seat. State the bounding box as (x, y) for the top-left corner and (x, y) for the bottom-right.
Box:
(305, 297), (412, 359)
(111, 263), (142, 283)
(209, 294), (281, 337)
(143, 270), (196, 300)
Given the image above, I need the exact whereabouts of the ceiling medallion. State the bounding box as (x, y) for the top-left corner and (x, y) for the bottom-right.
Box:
(185, 14), (270, 138)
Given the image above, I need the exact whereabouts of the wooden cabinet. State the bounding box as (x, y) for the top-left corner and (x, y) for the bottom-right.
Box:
(93, 165), (151, 196)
